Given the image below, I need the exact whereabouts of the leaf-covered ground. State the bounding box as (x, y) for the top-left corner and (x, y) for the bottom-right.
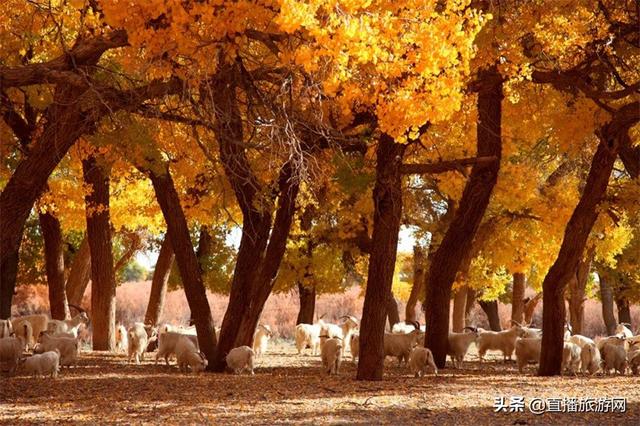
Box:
(1, 343), (638, 425)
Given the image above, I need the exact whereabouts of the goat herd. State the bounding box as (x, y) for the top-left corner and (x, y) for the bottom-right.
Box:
(2, 313), (639, 379)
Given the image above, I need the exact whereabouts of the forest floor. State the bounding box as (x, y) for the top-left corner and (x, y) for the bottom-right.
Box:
(1, 342), (639, 425)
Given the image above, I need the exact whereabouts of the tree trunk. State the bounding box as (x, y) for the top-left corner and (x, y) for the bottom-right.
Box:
(424, 68), (503, 368)
(357, 135), (406, 381)
(82, 156), (117, 351)
(615, 296), (631, 326)
(147, 167), (217, 366)
(452, 286), (467, 332)
(479, 300), (502, 331)
(196, 226), (213, 269)
(39, 211), (70, 320)
(568, 250), (592, 335)
(511, 273), (525, 325)
(296, 282), (316, 325)
(144, 236), (175, 326)
(538, 123), (625, 376)
(386, 292), (401, 330)
(465, 287), (476, 324)
(65, 236), (92, 306)
(523, 293), (542, 325)
(405, 245), (425, 323)
(599, 271), (617, 335)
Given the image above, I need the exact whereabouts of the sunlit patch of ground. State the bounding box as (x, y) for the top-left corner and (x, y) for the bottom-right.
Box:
(1, 343), (638, 425)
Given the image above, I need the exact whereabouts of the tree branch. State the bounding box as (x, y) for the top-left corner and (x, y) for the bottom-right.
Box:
(400, 156), (498, 175)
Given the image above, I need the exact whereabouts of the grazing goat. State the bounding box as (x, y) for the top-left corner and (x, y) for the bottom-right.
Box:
(627, 340), (640, 375)
(175, 336), (207, 373)
(128, 323), (150, 364)
(596, 335), (626, 353)
(226, 346), (255, 375)
(562, 341), (581, 375)
(447, 327), (478, 368)
(37, 333), (78, 366)
(601, 343), (627, 375)
(567, 334), (595, 349)
(12, 315), (48, 349)
(580, 342), (601, 375)
(0, 336), (24, 375)
(22, 350), (60, 378)
(156, 332), (199, 365)
(320, 338), (342, 375)
(478, 325), (523, 362)
(511, 321), (541, 338)
(115, 324), (128, 353)
(350, 333), (359, 362)
(295, 323), (321, 355)
(384, 327), (421, 366)
(253, 324), (273, 358)
(48, 312), (89, 338)
(615, 323), (633, 339)
(515, 337), (541, 373)
(392, 321), (427, 334)
(12, 321), (33, 351)
(408, 347), (438, 377)
(0, 320), (12, 338)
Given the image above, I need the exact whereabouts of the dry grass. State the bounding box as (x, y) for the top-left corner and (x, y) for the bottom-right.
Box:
(2, 343), (639, 425)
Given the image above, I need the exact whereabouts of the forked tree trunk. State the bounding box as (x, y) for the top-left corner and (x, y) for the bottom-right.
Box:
(296, 282), (316, 325)
(539, 124), (626, 376)
(424, 68), (503, 368)
(599, 271), (617, 335)
(405, 245), (425, 323)
(144, 236), (175, 326)
(479, 300), (502, 331)
(386, 292), (401, 330)
(452, 285), (468, 332)
(148, 167), (217, 366)
(357, 135), (406, 381)
(66, 236), (92, 306)
(82, 156), (117, 351)
(39, 211), (70, 320)
(511, 273), (525, 325)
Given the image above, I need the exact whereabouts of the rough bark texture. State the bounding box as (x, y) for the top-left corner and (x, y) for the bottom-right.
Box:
(144, 236), (175, 326)
(386, 292), (401, 330)
(357, 135), (406, 381)
(405, 245), (425, 323)
(511, 273), (525, 325)
(615, 295), (632, 326)
(82, 156), (117, 351)
(39, 211), (70, 320)
(538, 124), (625, 376)
(465, 287), (476, 322)
(66, 236), (92, 306)
(599, 271), (617, 335)
(296, 282), (316, 325)
(479, 300), (502, 331)
(524, 293), (542, 324)
(452, 286), (468, 332)
(567, 250), (593, 335)
(148, 167), (217, 367)
(424, 68), (502, 368)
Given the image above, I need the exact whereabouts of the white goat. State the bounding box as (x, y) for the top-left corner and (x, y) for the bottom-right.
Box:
(580, 342), (601, 375)
(0, 336), (24, 375)
(47, 312), (89, 338)
(392, 321), (426, 333)
(562, 341), (581, 375)
(295, 323), (321, 355)
(127, 323), (149, 364)
(175, 336), (207, 373)
(115, 324), (128, 353)
(320, 338), (342, 375)
(253, 324), (273, 358)
(338, 316), (359, 355)
(37, 333), (78, 366)
(408, 347), (438, 377)
(22, 350), (60, 378)
(601, 343), (627, 375)
(350, 333), (359, 362)
(0, 319), (12, 338)
(596, 335), (626, 352)
(477, 325), (523, 362)
(515, 337), (541, 373)
(156, 332), (199, 365)
(568, 334), (595, 349)
(10, 322), (32, 351)
(615, 323), (633, 339)
(226, 346), (255, 375)
(511, 321), (542, 338)
(447, 327), (478, 368)
(12, 315), (48, 349)
(384, 329), (421, 365)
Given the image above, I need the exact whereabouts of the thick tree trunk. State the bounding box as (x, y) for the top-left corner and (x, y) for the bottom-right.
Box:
(296, 282), (316, 325)
(424, 68), (502, 368)
(39, 211), (70, 320)
(599, 271), (617, 335)
(405, 245), (425, 323)
(615, 295), (632, 326)
(148, 167), (217, 367)
(465, 287), (476, 323)
(511, 273), (525, 325)
(144, 236), (175, 326)
(479, 300), (502, 331)
(196, 226), (213, 269)
(82, 156), (117, 351)
(568, 250), (592, 335)
(357, 135), (406, 381)
(538, 124), (625, 376)
(65, 236), (92, 306)
(452, 286), (467, 332)
(386, 292), (401, 330)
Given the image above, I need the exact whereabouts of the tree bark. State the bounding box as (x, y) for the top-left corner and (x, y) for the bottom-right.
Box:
(357, 134), (406, 381)
(82, 156), (117, 351)
(567, 250), (592, 335)
(465, 287), (476, 323)
(452, 286), (468, 332)
(511, 273), (525, 325)
(386, 292), (401, 330)
(538, 124), (626, 376)
(599, 271), (617, 335)
(296, 282), (316, 325)
(424, 68), (503, 368)
(479, 300), (502, 331)
(196, 226), (213, 270)
(39, 211), (70, 320)
(615, 295), (632, 326)
(144, 236), (175, 326)
(405, 245), (425, 323)
(66, 236), (92, 306)
(523, 293), (542, 324)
